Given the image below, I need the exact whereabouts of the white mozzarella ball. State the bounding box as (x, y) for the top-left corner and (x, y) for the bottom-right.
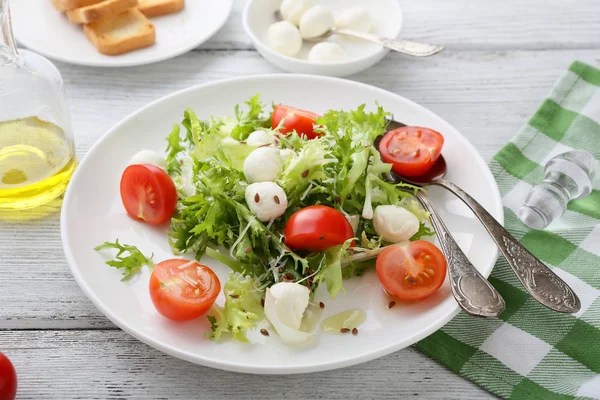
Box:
(280, 0), (312, 26)
(299, 5), (334, 39)
(268, 282), (309, 330)
(335, 7), (373, 33)
(246, 130), (272, 147)
(245, 182), (288, 222)
(129, 149), (167, 170)
(268, 21), (303, 57)
(308, 42), (347, 63)
(244, 146), (283, 183)
(264, 284), (314, 345)
(373, 205), (420, 243)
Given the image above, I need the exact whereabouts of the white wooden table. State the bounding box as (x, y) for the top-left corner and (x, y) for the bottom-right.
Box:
(1, 1), (598, 398)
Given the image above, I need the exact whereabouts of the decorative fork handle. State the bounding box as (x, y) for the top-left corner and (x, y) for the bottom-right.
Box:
(334, 29), (444, 57)
(435, 179), (581, 313)
(416, 191), (505, 318)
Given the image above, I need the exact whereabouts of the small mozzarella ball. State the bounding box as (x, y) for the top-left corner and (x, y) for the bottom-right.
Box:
(129, 149), (167, 170)
(246, 130), (272, 147)
(308, 42), (347, 63)
(245, 182), (288, 222)
(268, 21), (302, 57)
(373, 205), (420, 243)
(299, 5), (334, 39)
(244, 147), (283, 183)
(268, 282), (309, 330)
(264, 284), (314, 345)
(335, 7), (373, 33)
(280, 0), (312, 26)
(279, 148), (293, 163)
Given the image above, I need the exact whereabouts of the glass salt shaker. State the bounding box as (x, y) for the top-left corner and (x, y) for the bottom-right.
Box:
(519, 150), (597, 230)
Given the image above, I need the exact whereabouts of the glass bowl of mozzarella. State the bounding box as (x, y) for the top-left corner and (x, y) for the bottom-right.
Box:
(242, 0), (403, 77)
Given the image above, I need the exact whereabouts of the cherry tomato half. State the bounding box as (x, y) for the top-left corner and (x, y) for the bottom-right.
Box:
(284, 205), (354, 252)
(376, 241), (447, 301)
(120, 164), (178, 225)
(272, 105), (321, 140)
(379, 126), (444, 177)
(149, 259), (221, 321)
(0, 352), (17, 400)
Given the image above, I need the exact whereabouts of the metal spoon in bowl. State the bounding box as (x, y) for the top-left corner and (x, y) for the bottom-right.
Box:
(381, 120), (581, 314)
(273, 11), (444, 57)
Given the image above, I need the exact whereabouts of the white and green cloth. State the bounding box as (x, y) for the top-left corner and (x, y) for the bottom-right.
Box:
(416, 61), (600, 400)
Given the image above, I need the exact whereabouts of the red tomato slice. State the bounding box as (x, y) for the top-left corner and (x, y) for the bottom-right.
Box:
(376, 241), (447, 301)
(379, 126), (444, 177)
(120, 164), (178, 225)
(0, 352), (17, 400)
(272, 105), (321, 140)
(284, 205), (354, 252)
(149, 259), (221, 321)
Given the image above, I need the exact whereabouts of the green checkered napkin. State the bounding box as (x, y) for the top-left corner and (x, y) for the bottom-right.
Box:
(416, 61), (600, 400)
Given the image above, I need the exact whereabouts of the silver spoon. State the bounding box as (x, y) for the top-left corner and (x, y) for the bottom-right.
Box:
(380, 120), (581, 314)
(413, 189), (505, 317)
(273, 11), (444, 57)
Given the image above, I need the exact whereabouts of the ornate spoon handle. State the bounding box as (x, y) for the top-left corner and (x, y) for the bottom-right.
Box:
(416, 191), (505, 318)
(334, 29), (444, 57)
(436, 179), (581, 313)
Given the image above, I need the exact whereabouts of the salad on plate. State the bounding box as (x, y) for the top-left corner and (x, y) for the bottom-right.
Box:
(96, 96), (448, 346)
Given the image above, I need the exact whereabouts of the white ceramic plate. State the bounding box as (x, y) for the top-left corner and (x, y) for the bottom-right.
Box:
(243, 0), (402, 77)
(61, 75), (503, 374)
(11, 0), (232, 67)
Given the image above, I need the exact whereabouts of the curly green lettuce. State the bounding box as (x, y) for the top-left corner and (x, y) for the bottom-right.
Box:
(166, 96), (431, 301)
(207, 273), (264, 342)
(94, 240), (154, 280)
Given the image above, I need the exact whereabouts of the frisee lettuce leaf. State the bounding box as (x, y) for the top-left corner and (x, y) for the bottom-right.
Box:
(165, 124), (184, 174)
(207, 273), (264, 342)
(277, 138), (334, 207)
(230, 94), (270, 141)
(94, 240), (154, 280)
(410, 222), (435, 241)
(315, 238), (355, 299)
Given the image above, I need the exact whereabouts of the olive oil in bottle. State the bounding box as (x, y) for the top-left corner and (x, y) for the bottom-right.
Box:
(0, 117), (76, 210)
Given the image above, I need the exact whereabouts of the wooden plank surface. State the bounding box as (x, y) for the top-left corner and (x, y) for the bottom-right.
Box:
(1, 0), (599, 398)
(0, 330), (491, 400)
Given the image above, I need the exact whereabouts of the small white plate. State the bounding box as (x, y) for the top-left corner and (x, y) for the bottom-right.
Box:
(61, 75), (503, 374)
(243, 0), (402, 77)
(11, 0), (232, 67)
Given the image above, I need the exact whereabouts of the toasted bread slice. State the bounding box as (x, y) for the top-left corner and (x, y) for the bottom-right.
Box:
(51, 0), (104, 12)
(137, 0), (184, 18)
(84, 9), (156, 55)
(67, 0), (139, 24)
